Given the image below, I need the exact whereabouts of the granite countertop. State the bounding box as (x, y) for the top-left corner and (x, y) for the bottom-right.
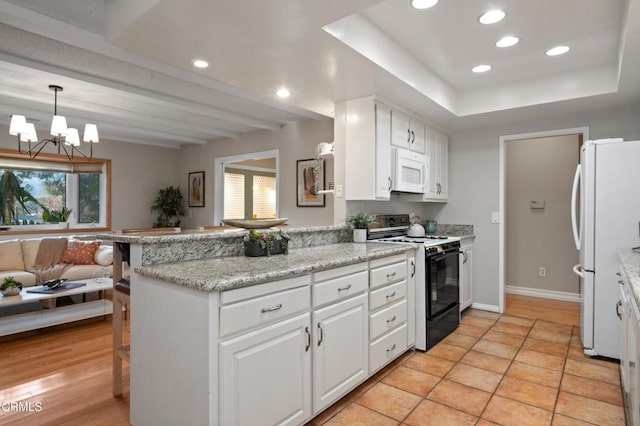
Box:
(135, 242), (415, 292)
(619, 248), (640, 307)
(97, 224), (349, 244)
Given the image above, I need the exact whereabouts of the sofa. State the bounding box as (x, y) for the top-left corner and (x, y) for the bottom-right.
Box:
(0, 237), (113, 287)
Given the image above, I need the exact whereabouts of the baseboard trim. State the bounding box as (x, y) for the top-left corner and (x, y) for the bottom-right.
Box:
(470, 303), (501, 313)
(506, 285), (580, 303)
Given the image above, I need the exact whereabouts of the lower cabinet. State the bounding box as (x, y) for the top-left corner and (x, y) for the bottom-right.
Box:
(459, 238), (473, 311)
(312, 293), (368, 413)
(619, 268), (640, 426)
(220, 313), (312, 426)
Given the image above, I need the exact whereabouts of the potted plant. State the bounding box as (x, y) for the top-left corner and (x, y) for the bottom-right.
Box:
(243, 230), (290, 256)
(1, 276), (23, 297)
(151, 186), (185, 227)
(43, 206), (73, 228)
(347, 211), (375, 243)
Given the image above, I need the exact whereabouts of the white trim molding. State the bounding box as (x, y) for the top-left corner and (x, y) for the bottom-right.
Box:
(470, 303), (501, 313)
(498, 126), (589, 315)
(506, 286), (581, 303)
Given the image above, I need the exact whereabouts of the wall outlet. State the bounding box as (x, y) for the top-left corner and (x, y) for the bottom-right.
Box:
(335, 184), (344, 198)
(539, 267), (547, 277)
(491, 212), (499, 224)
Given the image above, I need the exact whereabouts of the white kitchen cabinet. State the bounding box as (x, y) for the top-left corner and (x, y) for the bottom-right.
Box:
(619, 269), (640, 426)
(435, 130), (449, 199)
(459, 239), (473, 311)
(312, 292), (368, 413)
(391, 110), (426, 154)
(220, 313), (312, 426)
(343, 96), (391, 200)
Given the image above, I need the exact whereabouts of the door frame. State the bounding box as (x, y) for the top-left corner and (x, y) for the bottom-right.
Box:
(498, 127), (589, 313)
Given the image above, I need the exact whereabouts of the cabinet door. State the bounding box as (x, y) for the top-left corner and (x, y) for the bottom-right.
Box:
(460, 245), (473, 311)
(407, 256), (416, 347)
(220, 313), (312, 426)
(313, 293), (368, 413)
(436, 132), (449, 200)
(375, 103), (392, 200)
(391, 109), (411, 149)
(620, 283), (629, 393)
(630, 295), (640, 426)
(409, 119), (426, 154)
(424, 127), (439, 199)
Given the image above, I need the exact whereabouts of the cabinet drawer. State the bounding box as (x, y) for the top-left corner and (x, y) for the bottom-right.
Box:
(313, 270), (368, 307)
(369, 280), (407, 311)
(370, 260), (407, 289)
(369, 300), (407, 340)
(369, 323), (408, 374)
(220, 286), (310, 338)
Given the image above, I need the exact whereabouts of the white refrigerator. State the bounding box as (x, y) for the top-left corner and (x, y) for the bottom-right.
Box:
(572, 138), (640, 358)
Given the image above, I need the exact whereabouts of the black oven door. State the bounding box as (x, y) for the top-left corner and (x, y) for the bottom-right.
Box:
(426, 249), (459, 318)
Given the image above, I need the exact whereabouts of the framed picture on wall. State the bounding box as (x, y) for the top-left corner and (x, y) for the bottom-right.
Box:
(296, 159), (325, 207)
(188, 171), (205, 207)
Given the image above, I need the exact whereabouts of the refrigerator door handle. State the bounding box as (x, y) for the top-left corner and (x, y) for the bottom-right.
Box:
(572, 264), (585, 278)
(571, 164), (582, 250)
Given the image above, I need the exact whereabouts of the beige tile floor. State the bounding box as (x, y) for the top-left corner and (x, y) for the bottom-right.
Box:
(307, 308), (624, 426)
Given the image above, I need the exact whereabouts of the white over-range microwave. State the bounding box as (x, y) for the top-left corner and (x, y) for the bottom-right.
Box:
(391, 147), (428, 194)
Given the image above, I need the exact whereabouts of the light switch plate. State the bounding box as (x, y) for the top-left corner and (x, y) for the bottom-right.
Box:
(335, 184), (343, 198)
(491, 212), (499, 224)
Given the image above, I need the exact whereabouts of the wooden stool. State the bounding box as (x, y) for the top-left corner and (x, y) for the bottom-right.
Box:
(112, 243), (130, 397)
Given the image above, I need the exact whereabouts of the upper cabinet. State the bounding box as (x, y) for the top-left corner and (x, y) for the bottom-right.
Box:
(341, 96), (447, 202)
(391, 110), (425, 154)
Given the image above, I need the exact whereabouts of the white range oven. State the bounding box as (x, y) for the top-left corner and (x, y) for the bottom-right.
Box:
(369, 214), (460, 351)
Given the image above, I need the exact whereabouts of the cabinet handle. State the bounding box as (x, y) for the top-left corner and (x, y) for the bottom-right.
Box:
(317, 323), (323, 347)
(338, 284), (352, 292)
(616, 300), (623, 320)
(305, 327), (311, 352)
(386, 344), (397, 353)
(386, 315), (397, 324)
(411, 130), (415, 143)
(386, 291), (397, 300)
(260, 303), (283, 313)
(616, 272), (622, 277)
(407, 129), (411, 143)
(411, 260), (415, 278)
(386, 272), (397, 280)
(388, 176), (392, 191)
(619, 280), (625, 286)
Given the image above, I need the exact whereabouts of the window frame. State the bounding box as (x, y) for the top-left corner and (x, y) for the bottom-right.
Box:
(0, 148), (111, 235)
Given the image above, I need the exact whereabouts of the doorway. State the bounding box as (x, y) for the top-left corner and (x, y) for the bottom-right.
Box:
(498, 127), (588, 313)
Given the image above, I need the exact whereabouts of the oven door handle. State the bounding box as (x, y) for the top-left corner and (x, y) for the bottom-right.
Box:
(429, 254), (447, 262)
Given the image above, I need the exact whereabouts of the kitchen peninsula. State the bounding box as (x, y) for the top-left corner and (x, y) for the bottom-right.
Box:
(99, 226), (417, 426)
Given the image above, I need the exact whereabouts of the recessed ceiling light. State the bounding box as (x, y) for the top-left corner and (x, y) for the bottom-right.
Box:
(472, 64), (492, 73)
(411, 0), (439, 9)
(479, 9), (506, 25)
(496, 36), (519, 48)
(276, 87), (291, 98)
(546, 46), (570, 56)
(192, 59), (209, 68)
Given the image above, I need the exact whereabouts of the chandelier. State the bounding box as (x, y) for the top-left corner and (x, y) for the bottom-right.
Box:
(8, 85), (99, 161)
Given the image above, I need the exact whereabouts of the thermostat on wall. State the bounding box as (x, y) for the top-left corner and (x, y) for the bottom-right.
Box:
(530, 200), (545, 209)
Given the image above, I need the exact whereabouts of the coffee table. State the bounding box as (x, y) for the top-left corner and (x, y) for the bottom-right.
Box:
(0, 280), (113, 336)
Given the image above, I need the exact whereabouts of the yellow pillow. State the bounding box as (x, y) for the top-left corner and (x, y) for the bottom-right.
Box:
(0, 240), (25, 271)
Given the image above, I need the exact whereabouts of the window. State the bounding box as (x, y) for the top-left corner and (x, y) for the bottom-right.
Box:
(223, 168), (276, 220)
(0, 152), (110, 231)
(224, 172), (245, 219)
(252, 175), (276, 219)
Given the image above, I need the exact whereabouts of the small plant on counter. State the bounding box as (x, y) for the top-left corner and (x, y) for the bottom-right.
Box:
(346, 211), (376, 229)
(1, 276), (23, 296)
(244, 230), (291, 256)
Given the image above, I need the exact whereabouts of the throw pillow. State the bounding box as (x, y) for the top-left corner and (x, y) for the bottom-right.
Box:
(0, 240), (25, 271)
(62, 240), (101, 265)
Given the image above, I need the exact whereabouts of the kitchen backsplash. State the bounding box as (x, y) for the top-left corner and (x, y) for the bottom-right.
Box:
(433, 224), (474, 237)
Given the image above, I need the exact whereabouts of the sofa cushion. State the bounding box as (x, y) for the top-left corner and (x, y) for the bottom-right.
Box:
(0, 240), (25, 272)
(62, 240), (101, 265)
(21, 239), (41, 270)
(0, 271), (37, 287)
(61, 265), (112, 281)
(94, 245), (114, 266)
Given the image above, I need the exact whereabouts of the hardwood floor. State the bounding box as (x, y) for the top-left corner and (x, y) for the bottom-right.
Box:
(0, 295), (588, 425)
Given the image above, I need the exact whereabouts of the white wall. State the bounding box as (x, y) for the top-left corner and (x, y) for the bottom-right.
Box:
(506, 134), (579, 295)
(441, 103), (640, 309)
(0, 124), (180, 234)
(177, 118), (334, 228)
